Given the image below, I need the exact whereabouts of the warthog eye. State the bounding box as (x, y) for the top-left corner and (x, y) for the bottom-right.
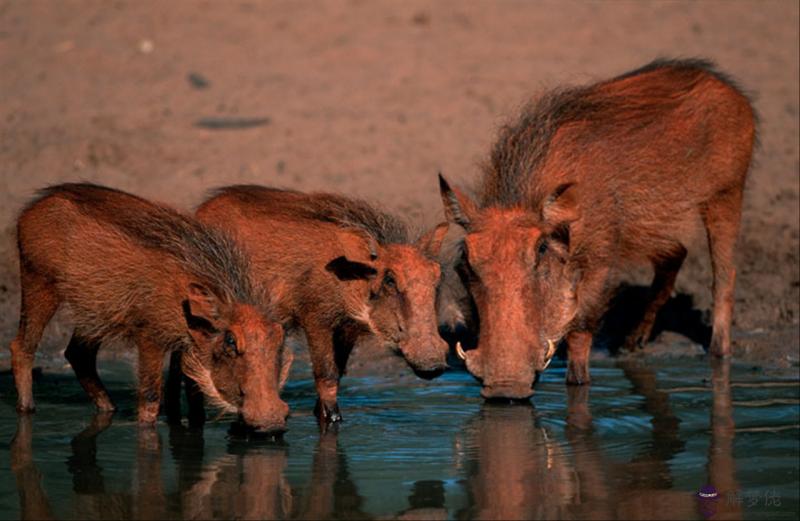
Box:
(223, 331), (238, 356)
(537, 240), (548, 257)
(383, 273), (397, 291)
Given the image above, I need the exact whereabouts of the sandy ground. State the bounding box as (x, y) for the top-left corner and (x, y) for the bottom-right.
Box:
(0, 0), (797, 373)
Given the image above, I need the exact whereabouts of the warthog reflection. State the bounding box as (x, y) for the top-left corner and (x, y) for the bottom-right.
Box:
(455, 359), (740, 520)
(9, 417), (371, 520)
(9, 360), (740, 520)
(176, 435), (293, 519)
(10, 415), (53, 521)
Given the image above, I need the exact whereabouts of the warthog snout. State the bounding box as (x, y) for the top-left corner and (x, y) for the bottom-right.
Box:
(403, 338), (449, 379)
(240, 399), (290, 435)
(412, 364), (447, 380)
(480, 381), (535, 401)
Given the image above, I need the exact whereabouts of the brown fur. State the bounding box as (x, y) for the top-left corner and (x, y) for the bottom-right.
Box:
(10, 183), (292, 432)
(208, 185), (410, 245)
(194, 185), (449, 423)
(440, 58), (756, 398)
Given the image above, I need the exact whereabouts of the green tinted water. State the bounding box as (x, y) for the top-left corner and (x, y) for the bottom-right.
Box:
(1, 357), (798, 520)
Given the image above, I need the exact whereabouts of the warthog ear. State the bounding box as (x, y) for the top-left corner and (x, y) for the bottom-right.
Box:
(325, 256), (378, 281)
(417, 222), (449, 258)
(183, 283), (222, 334)
(439, 173), (478, 230)
(542, 183), (580, 226)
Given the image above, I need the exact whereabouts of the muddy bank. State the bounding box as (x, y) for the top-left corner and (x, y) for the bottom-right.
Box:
(0, 1), (797, 372)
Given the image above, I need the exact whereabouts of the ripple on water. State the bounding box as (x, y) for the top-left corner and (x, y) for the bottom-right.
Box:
(1, 357), (798, 519)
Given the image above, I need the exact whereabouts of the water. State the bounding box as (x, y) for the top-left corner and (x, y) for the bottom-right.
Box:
(1, 357), (798, 520)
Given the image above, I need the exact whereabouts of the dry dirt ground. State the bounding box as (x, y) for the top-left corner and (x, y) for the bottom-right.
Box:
(0, 0), (797, 375)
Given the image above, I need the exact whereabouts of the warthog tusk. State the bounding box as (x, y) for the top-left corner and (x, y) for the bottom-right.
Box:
(543, 339), (557, 369)
(547, 339), (556, 358)
(456, 341), (467, 361)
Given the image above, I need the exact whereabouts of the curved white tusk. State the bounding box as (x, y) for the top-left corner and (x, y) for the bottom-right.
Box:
(543, 339), (557, 369)
(456, 341), (467, 361)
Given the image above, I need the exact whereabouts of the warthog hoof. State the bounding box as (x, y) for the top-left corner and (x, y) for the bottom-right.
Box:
(566, 360), (591, 386)
(314, 399), (342, 424)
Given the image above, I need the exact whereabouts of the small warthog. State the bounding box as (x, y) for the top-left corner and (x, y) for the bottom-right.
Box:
(194, 185), (449, 422)
(439, 58), (756, 399)
(10, 184), (292, 433)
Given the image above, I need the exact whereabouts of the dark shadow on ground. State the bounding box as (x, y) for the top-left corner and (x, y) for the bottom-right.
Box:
(596, 283), (713, 355)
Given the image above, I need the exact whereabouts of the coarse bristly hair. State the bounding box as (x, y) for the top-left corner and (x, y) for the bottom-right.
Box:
(208, 185), (414, 244)
(479, 57), (757, 210)
(29, 183), (261, 309)
(180, 348), (238, 414)
(22, 184), (275, 415)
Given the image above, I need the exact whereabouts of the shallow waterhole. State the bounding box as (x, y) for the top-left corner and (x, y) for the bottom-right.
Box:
(1, 357), (797, 520)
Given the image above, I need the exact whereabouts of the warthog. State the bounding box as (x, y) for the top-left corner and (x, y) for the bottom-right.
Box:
(193, 185), (448, 422)
(10, 183), (292, 433)
(440, 58), (755, 399)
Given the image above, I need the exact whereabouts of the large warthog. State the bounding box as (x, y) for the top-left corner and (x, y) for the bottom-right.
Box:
(194, 186), (449, 422)
(439, 59), (756, 399)
(10, 184), (292, 433)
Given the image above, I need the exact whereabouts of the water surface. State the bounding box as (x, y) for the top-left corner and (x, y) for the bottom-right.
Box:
(1, 357), (798, 520)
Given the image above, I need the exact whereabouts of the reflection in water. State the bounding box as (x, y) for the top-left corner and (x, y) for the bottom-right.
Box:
(563, 385), (613, 519)
(10, 416), (53, 521)
(701, 358), (741, 520)
(457, 403), (576, 519)
(3, 358), (772, 520)
(176, 433), (292, 519)
(618, 359), (685, 472)
(8, 416), (371, 520)
(456, 359), (742, 520)
(66, 415), (167, 519)
(167, 422), (206, 513)
(67, 412), (132, 519)
(294, 426), (369, 520)
(68, 412), (112, 494)
(396, 480), (448, 520)
(135, 428), (168, 520)
(608, 360), (697, 520)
